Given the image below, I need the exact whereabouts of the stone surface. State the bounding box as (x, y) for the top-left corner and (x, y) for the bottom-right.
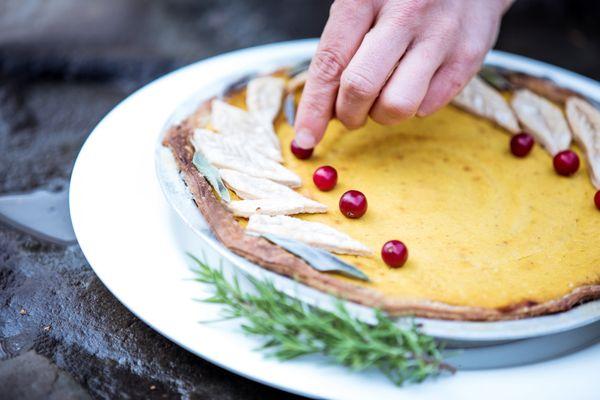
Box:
(0, 1), (599, 399)
(0, 350), (90, 400)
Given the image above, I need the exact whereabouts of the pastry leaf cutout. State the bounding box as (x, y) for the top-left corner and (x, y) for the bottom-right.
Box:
(566, 97), (600, 189)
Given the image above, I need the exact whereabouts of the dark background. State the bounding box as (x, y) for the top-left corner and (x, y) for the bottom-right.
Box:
(1, 1), (599, 399)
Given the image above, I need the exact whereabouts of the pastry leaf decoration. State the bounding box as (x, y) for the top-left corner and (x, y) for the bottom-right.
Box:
(190, 254), (452, 386)
(192, 151), (231, 203)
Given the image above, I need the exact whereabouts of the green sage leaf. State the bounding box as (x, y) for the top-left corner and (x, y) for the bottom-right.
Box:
(192, 151), (231, 203)
(479, 66), (514, 91)
(284, 93), (296, 126)
(259, 233), (370, 281)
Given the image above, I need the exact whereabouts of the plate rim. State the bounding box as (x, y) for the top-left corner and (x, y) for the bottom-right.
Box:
(68, 39), (600, 398)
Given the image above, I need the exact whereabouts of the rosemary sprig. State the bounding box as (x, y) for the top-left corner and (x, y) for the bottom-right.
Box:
(189, 255), (453, 386)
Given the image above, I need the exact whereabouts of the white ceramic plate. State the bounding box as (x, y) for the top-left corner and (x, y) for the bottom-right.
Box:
(70, 40), (600, 399)
(153, 40), (600, 342)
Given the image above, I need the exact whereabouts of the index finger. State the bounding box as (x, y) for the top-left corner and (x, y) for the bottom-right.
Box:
(293, 0), (375, 149)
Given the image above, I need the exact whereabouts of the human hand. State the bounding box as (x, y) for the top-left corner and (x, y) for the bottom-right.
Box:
(293, 0), (514, 149)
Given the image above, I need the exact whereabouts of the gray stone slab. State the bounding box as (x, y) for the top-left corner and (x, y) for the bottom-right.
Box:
(0, 351), (90, 400)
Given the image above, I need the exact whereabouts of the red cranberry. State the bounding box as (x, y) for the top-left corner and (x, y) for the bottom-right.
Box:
(553, 150), (580, 176)
(381, 240), (408, 268)
(290, 140), (313, 159)
(313, 166), (338, 191)
(510, 132), (535, 157)
(595, 191), (600, 211)
(339, 190), (367, 219)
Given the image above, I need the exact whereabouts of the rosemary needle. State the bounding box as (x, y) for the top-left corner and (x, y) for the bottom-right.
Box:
(189, 254), (453, 386)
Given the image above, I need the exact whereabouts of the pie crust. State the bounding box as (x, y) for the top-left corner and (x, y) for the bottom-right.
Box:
(162, 68), (600, 321)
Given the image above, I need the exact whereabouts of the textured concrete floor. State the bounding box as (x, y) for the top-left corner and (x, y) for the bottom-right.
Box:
(0, 0), (599, 399)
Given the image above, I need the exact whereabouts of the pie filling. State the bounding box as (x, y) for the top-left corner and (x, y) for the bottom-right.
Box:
(166, 66), (600, 316)
(270, 99), (599, 309)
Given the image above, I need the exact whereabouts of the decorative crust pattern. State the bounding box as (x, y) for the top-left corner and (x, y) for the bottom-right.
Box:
(566, 97), (600, 189)
(163, 121), (600, 321)
(452, 75), (520, 133)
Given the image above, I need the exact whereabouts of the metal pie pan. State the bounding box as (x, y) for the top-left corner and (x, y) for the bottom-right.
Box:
(155, 41), (600, 343)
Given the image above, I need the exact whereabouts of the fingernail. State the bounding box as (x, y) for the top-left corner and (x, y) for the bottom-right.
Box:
(416, 108), (428, 118)
(294, 129), (316, 149)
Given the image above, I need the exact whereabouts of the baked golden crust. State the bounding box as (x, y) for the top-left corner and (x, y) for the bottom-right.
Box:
(163, 121), (600, 321)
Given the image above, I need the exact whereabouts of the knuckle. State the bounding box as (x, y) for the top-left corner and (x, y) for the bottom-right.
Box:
(311, 48), (347, 83)
(458, 43), (486, 66)
(379, 95), (419, 120)
(443, 62), (470, 88)
(447, 56), (483, 90)
(433, 64), (473, 105)
(339, 115), (366, 130)
(450, 73), (471, 94)
(337, 107), (367, 129)
(370, 109), (394, 125)
(340, 70), (379, 101)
